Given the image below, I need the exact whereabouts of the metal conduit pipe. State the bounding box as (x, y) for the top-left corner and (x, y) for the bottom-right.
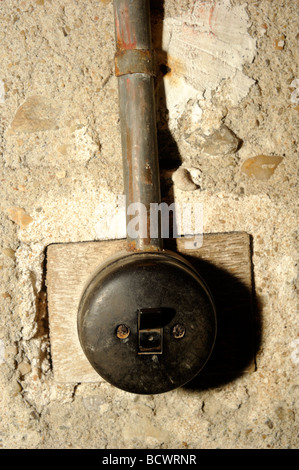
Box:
(113, 0), (162, 251)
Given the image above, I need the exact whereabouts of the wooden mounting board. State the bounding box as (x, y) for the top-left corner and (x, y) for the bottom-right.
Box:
(46, 233), (255, 383)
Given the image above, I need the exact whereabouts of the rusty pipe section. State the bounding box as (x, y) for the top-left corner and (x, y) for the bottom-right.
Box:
(113, 0), (162, 251)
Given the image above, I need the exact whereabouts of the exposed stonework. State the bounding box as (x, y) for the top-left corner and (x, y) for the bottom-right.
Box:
(0, 0), (298, 449)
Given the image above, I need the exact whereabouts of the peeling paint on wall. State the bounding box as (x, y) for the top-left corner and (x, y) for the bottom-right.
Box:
(162, 0), (256, 127)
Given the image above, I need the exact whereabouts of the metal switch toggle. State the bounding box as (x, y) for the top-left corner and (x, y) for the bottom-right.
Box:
(138, 308), (163, 355)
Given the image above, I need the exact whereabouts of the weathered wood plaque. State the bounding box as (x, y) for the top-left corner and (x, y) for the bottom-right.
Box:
(46, 232), (255, 384)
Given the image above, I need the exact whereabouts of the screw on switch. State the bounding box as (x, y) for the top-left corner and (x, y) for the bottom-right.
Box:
(172, 324), (186, 339)
(116, 324), (130, 339)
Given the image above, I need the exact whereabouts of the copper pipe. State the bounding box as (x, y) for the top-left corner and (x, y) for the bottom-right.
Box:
(113, 0), (162, 251)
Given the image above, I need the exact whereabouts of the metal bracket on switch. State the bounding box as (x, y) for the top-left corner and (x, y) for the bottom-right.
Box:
(138, 308), (163, 355)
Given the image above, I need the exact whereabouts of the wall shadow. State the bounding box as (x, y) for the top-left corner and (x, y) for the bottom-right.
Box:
(150, 0), (182, 205)
(163, 235), (262, 391)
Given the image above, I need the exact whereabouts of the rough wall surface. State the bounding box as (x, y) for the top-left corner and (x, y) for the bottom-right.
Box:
(0, 0), (298, 448)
